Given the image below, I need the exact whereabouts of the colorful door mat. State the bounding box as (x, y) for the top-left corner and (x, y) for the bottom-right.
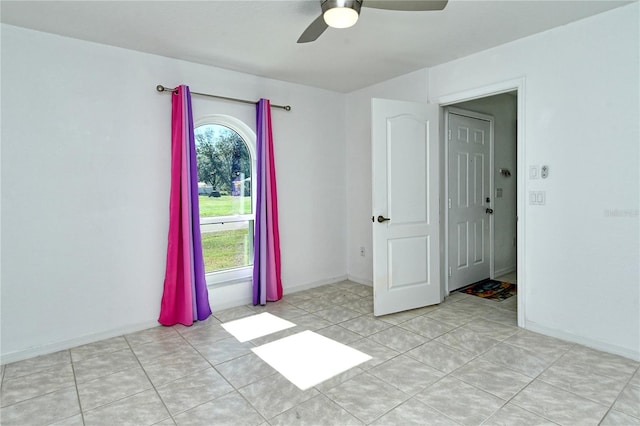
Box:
(459, 279), (516, 301)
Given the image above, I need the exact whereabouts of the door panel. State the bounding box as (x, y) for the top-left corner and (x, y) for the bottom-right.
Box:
(388, 115), (428, 224)
(389, 236), (429, 288)
(372, 99), (441, 316)
(448, 112), (492, 291)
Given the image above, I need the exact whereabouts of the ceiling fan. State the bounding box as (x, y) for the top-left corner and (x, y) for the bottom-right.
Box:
(298, 0), (448, 43)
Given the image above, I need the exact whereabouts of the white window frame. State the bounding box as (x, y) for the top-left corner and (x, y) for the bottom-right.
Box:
(194, 114), (257, 287)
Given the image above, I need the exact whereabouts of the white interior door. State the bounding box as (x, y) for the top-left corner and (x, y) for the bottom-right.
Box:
(372, 98), (441, 316)
(447, 110), (492, 291)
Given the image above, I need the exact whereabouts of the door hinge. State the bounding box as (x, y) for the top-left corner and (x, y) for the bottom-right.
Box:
(448, 198), (451, 209)
(448, 267), (452, 277)
(448, 129), (452, 140)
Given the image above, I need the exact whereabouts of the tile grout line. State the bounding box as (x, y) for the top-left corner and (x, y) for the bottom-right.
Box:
(419, 338), (513, 423)
(315, 369), (406, 426)
(219, 319), (325, 425)
(123, 333), (177, 425)
(176, 316), (272, 424)
(69, 350), (88, 426)
(360, 300), (543, 425)
(0, 360), (79, 413)
(367, 396), (464, 426)
(536, 361), (636, 408)
(335, 287), (633, 426)
(168, 324), (239, 417)
(489, 343), (602, 425)
(312, 298), (499, 425)
(397, 371), (472, 425)
(250, 295), (401, 424)
(598, 364), (640, 422)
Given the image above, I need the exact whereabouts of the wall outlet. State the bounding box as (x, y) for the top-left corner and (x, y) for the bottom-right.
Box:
(359, 246), (365, 257)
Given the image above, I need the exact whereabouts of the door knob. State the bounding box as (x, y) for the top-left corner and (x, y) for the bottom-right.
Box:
(377, 215), (391, 223)
(485, 208), (494, 214)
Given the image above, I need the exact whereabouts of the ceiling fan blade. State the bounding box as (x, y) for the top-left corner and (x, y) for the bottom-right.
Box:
(363, 0), (448, 11)
(297, 14), (329, 43)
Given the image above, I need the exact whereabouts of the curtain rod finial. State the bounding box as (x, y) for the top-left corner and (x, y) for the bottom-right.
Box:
(156, 84), (166, 92)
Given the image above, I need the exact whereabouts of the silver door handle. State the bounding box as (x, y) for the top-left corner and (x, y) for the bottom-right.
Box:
(485, 208), (494, 214)
(377, 215), (391, 223)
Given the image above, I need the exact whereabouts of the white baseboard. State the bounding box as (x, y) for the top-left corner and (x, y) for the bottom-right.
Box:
(494, 265), (516, 278)
(525, 320), (640, 362)
(347, 274), (373, 286)
(285, 274), (349, 295)
(0, 320), (159, 365)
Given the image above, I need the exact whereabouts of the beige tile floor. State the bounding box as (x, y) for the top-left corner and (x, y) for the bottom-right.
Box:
(1, 281), (638, 425)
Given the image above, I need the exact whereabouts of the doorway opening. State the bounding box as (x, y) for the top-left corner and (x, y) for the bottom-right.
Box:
(444, 92), (519, 312)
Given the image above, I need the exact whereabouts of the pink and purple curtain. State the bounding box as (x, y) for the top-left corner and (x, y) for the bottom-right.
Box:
(253, 99), (283, 305)
(159, 85), (211, 326)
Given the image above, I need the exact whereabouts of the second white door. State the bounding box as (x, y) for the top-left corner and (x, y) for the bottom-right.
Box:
(448, 110), (493, 291)
(372, 99), (441, 316)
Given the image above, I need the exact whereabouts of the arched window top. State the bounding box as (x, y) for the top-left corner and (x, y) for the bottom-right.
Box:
(195, 114), (256, 159)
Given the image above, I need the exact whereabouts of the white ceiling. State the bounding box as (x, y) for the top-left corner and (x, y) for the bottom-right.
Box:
(1, 0), (632, 92)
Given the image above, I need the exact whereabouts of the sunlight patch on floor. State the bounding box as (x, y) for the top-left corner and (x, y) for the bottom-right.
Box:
(252, 330), (372, 390)
(221, 312), (296, 342)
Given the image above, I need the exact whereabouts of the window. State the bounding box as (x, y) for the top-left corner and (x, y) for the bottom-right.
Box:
(194, 115), (256, 285)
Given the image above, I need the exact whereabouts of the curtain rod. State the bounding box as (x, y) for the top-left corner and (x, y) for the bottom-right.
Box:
(156, 85), (291, 111)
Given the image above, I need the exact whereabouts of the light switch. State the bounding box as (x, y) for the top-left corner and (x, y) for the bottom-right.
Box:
(496, 188), (503, 198)
(529, 191), (546, 205)
(529, 166), (538, 179)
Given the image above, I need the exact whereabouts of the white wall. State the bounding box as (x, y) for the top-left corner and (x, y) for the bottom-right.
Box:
(429, 3), (639, 359)
(1, 25), (347, 362)
(345, 69), (429, 284)
(454, 94), (518, 276)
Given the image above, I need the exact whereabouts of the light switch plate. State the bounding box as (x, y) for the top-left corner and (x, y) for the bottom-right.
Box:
(529, 166), (539, 179)
(529, 191), (546, 205)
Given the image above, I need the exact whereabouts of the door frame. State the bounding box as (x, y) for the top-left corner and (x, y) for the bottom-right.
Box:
(436, 77), (526, 328)
(444, 107), (495, 292)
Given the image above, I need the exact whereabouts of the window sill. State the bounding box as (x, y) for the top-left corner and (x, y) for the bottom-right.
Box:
(205, 266), (252, 288)
(207, 276), (252, 289)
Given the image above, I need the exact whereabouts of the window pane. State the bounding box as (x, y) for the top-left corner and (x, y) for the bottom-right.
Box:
(195, 124), (252, 216)
(200, 220), (254, 273)
(198, 195), (251, 218)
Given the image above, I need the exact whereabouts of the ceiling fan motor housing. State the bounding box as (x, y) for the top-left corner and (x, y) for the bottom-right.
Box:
(321, 0), (363, 15)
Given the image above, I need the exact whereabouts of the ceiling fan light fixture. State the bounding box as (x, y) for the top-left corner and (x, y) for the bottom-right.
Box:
(323, 7), (359, 28)
(298, 0), (447, 43)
